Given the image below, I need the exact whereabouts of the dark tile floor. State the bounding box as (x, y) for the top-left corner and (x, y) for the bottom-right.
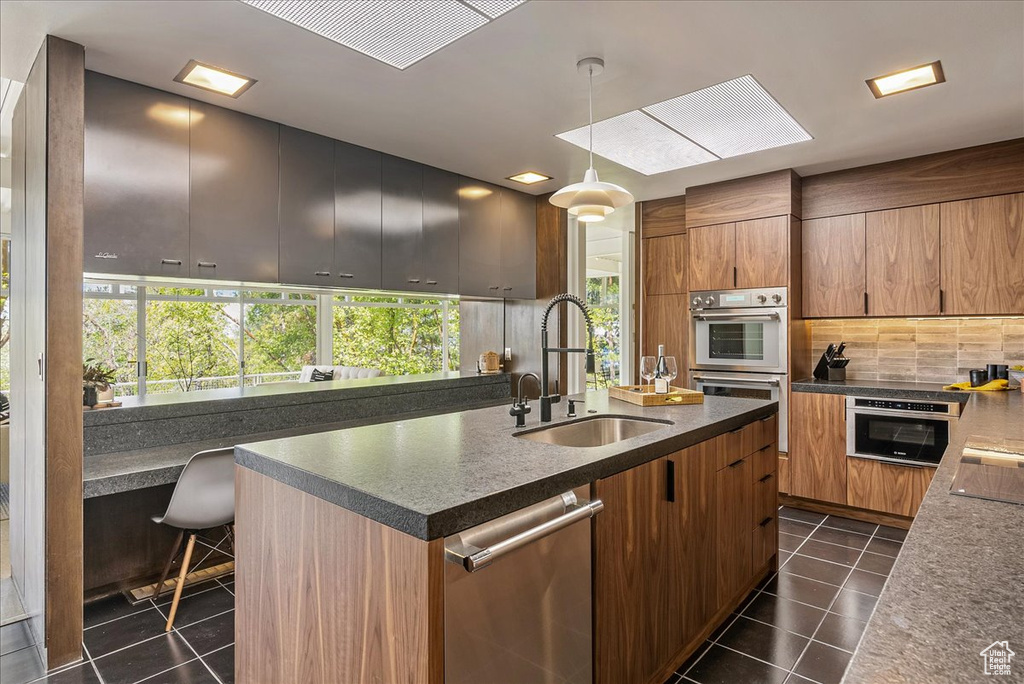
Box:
(25, 575), (235, 684)
(665, 506), (906, 684)
(9, 505), (903, 684)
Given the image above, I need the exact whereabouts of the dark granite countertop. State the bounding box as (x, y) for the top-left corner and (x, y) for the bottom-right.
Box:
(792, 378), (973, 403)
(236, 390), (778, 540)
(83, 400), (508, 499)
(84, 371), (507, 426)
(843, 390), (1024, 683)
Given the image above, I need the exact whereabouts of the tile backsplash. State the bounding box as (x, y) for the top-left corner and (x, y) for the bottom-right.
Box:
(809, 318), (1024, 383)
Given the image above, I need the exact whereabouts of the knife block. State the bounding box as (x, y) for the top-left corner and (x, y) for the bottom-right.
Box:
(826, 367), (847, 382)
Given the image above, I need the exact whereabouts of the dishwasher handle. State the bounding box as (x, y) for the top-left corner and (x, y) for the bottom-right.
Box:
(458, 499), (604, 573)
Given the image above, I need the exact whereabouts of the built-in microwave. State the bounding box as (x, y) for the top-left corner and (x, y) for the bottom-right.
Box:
(846, 396), (960, 467)
(689, 288), (788, 374)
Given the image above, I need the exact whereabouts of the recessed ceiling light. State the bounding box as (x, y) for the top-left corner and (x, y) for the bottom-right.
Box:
(173, 60), (257, 98)
(866, 61), (945, 98)
(507, 171), (552, 185)
(240, 0), (526, 70)
(643, 75), (811, 158)
(556, 109), (717, 176)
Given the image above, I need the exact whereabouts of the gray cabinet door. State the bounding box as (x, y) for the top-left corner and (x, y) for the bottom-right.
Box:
(421, 166), (460, 295)
(381, 155), (423, 292)
(84, 72), (189, 277)
(279, 126), (335, 287)
(189, 101), (280, 282)
(458, 177), (503, 297)
(500, 188), (537, 299)
(335, 141), (383, 290)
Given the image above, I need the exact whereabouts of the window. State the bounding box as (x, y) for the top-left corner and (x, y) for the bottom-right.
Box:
(0, 238), (9, 393)
(83, 278), (460, 399)
(587, 275), (621, 386)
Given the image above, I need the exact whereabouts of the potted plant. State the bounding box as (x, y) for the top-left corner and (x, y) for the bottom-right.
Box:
(83, 358), (115, 408)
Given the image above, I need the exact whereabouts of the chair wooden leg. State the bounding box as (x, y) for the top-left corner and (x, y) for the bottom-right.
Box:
(153, 529), (184, 604)
(165, 533), (196, 632)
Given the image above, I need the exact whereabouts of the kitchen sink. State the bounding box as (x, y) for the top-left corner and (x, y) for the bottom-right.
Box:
(515, 416), (673, 448)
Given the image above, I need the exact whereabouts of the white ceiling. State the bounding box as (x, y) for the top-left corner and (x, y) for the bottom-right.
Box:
(1, 0), (1022, 201)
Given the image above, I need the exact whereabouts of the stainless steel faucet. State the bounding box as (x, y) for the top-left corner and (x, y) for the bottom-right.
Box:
(510, 372), (541, 428)
(539, 293), (596, 422)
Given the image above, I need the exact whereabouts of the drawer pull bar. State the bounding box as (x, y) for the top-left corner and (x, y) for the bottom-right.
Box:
(759, 473), (773, 483)
(666, 460), (676, 503)
(759, 516), (774, 527)
(161, 259), (183, 266)
(338, 273), (355, 278)
(197, 261), (216, 268)
(727, 458), (744, 468)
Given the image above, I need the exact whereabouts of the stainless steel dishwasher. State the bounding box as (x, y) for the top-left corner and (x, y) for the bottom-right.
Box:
(444, 486), (602, 684)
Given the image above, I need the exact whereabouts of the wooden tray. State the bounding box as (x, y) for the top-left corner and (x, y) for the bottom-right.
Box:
(609, 384), (704, 406)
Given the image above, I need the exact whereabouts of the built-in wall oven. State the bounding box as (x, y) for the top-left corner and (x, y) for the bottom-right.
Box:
(846, 396), (960, 467)
(690, 288), (789, 450)
(691, 372), (788, 451)
(689, 287), (788, 374)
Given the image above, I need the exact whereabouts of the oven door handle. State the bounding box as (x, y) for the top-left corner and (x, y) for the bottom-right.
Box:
(694, 312), (781, 321)
(694, 375), (780, 387)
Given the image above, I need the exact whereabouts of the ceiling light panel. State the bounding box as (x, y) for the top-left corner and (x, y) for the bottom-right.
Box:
(507, 171), (552, 184)
(464, 0), (525, 18)
(867, 61), (944, 98)
(241, 0), (524, 70)
(643, 75), (811, 158)
(556, 110), (718, 176)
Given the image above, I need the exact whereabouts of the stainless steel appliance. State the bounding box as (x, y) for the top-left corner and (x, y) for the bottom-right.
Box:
(690, 287), (788, 374)
(691, 372), (788, 451)
(443, 486), (602, 684)
(847, 396), (960, 467)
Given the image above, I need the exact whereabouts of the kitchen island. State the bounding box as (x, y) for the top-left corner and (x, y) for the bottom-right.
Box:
(234, 390), (779, 684)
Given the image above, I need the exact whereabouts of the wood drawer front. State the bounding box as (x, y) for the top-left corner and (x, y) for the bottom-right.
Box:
(752, 514), (777, 571)
(847, 457), (934, 517)
(751, 443), (778, 482)
(756, 414), (778, 451)
(717, 422), (760, 469)
(752, 471), (778, 528)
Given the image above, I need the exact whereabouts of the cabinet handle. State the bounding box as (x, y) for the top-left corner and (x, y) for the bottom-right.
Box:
(727, 458), (744, 468)
(197, 261), (216, 268)
(426, 280), (438, 285)
(760, 415), (773, 423)
(759, 516), (774, 527)
(489, 286), (500, 290)
(733, 266), (737, 288)
(408, 278), (421, 284)
(503, 286), (513, 291)
(759, 444), (772, 452)
(939, 289), (944, 313)
(863, 291), (868, 315)
(339, 273), (355, 279)
(728, 426), (745, 434)
(314, 271), (330, 277)
(666, 459), (676, 503)
(161, 258), (182, 266)
(759, 472), (773, 483)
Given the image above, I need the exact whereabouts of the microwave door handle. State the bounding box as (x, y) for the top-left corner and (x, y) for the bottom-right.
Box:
(694, 375), (781, 387)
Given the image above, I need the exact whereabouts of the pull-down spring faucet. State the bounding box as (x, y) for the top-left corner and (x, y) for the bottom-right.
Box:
(540, 293), (596, 422)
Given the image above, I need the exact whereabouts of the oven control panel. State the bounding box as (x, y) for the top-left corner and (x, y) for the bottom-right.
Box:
(851, 398), (956, 414)
(689, 287), (786, 310)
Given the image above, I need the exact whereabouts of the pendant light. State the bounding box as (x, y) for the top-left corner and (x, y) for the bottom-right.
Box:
(550, 57), (634, 222)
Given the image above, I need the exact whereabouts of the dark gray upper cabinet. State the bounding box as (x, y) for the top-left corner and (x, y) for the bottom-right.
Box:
(84, 73), (189, 277)
(500, 188), (537, 299)
(459, 178), (503, 297)
(335, 141), (383, 290)
(458, 179), (536, 298)
(382, 155), (423, 292)
(421, 166), (460, 294)
(279, 126), (335, 287)
(189, 101), (280, 283)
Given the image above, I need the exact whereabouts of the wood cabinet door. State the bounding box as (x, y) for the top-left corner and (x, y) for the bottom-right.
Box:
(499, 188), (537, 299)
(644, 234), (688, 295)
(84, 73), (190, 278)
(458, 178), (503, 297)
(593, 457), (668, 684)
(420, 166), (460, 294)
(802, 215), (866, 317)
(688, 223), (735, 291)
(866, 205), (940, 316)
(789, 392), (847, 504)
(381, 155), (424, 292)
(278, 126), (335, 287)
(847, 457), (934, 517)
(940, 194), (1024, 315)
(715, 455), (752, 609)
(642, 294), (688, 369)
(334, 141), (383, 290)
(735, 217), (789, 288)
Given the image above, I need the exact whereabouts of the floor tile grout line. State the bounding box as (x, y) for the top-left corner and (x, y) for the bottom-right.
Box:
(89, 603), (235, 664)
(126, 656), (203, 684)
(711, 641), (825, 683)
(734, 613), (856, 654)
(145, 601), (225, 684)
(82, 641), (108, 684)
(791, 549), (898, 572)
(84, 582), (227, 632)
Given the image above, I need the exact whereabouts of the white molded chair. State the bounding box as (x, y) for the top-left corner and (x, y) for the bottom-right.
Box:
(152, 447), (235, 631)
(297, 365), (384, 382)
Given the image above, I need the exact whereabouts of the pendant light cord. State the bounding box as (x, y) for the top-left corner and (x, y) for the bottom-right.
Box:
(588, 65), (594, 170)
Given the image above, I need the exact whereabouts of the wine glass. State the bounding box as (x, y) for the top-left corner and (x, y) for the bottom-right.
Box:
(640, 356), (656, 392)
(663, 357), (678, 390)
